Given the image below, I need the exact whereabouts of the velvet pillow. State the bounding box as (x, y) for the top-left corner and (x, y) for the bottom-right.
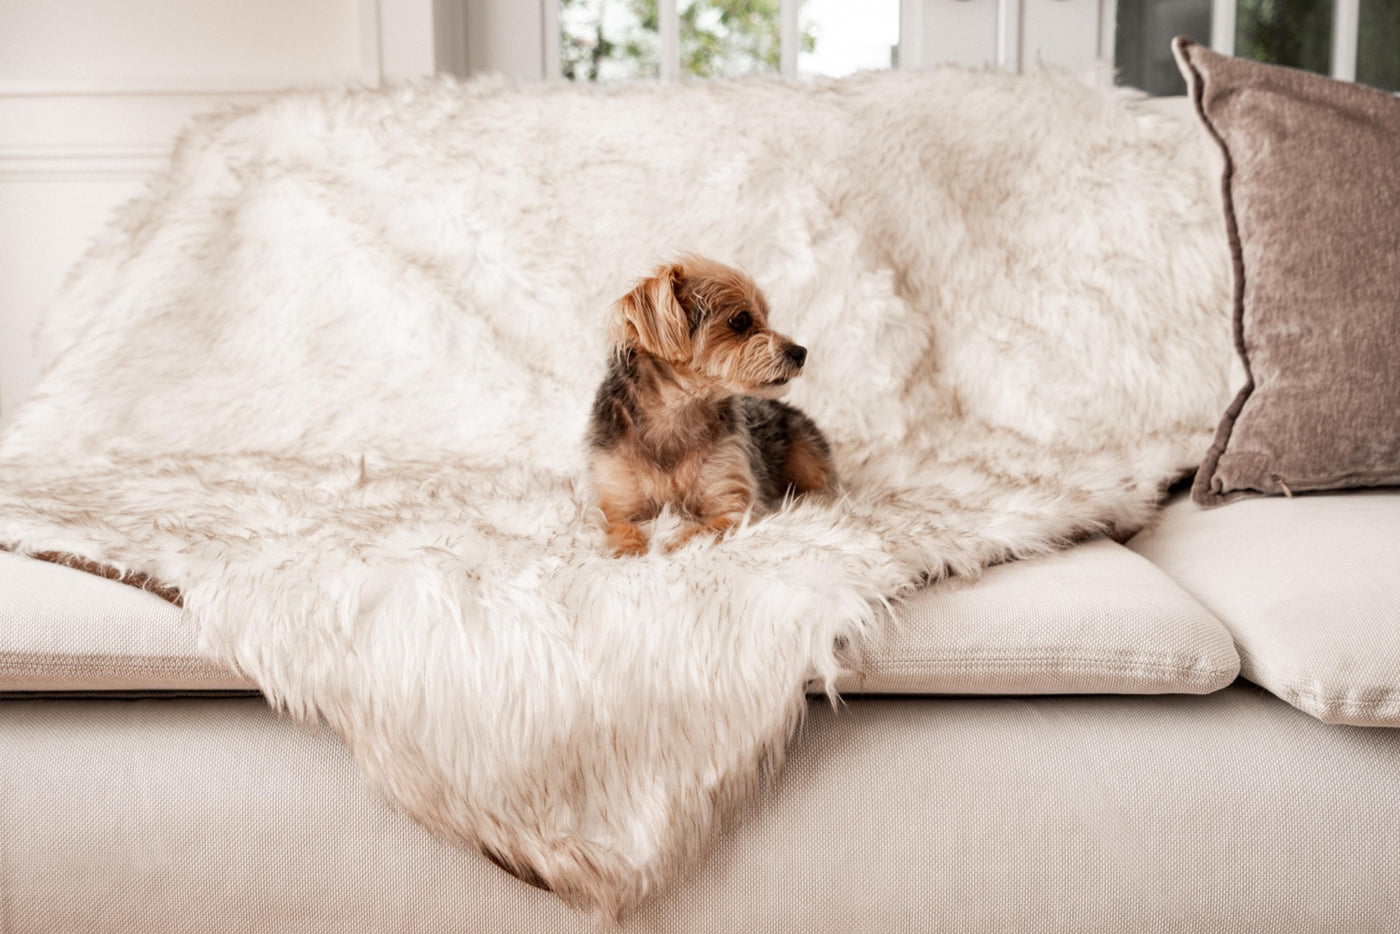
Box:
(1173, 38), (1400, 506)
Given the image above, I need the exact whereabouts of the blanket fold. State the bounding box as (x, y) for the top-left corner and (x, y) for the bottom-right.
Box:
(0, 69), (1230, 916)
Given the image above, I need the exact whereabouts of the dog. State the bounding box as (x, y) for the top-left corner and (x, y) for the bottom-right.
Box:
(587, 255), (835, 557)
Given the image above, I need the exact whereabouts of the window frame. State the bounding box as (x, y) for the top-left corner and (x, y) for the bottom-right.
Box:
(535, 0), (1370, 88)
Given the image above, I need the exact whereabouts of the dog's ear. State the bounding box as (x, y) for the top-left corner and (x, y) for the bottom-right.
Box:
(610, 264), (690, 361)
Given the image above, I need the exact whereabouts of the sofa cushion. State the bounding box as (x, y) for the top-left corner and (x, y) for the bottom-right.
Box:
(2, 539), (1238, 697)
(842, 536), (1239, 695)
(0, 550), (249, 692)
(1128, 490), (1400, 726)
(1173, 39), (1400, 506)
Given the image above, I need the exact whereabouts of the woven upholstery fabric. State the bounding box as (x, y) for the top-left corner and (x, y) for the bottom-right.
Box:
(1129, 490), (1400, 726)
(0, 541), (1236, 697)
(0, 550), (249, 692)
(2, 688), (1398, 932)
(843, 536), (1238, 695)
(1174, 39), (1400, 505)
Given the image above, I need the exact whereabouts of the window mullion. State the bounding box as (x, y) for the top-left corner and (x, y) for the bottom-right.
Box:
(996, 0), (1023, 71)
(897, 0), (923, 69)
(780, 0), (800, 78)
(1096, 0), (1117, 65)
(541, 0), (561, 80)
(1210, 0), (1236, 55)
(1332, 0), (1360, 81)
(660, 0), (680, 80)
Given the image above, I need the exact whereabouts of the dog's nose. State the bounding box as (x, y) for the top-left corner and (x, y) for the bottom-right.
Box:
(785, 344), (807, 368)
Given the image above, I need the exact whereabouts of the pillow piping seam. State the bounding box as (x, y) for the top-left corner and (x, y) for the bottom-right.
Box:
(1176, 38), (1259, 509)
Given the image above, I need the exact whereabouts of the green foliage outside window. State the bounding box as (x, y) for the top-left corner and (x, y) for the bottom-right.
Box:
(1357, 0), (1400, 90)
(1235, 0), (1335, 75)
(678, 0), (817, 78)
(560, 0), (816, 81)
(562, 0), (652, 81)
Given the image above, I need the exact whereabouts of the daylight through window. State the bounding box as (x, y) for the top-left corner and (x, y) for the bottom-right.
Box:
(558, 0), (900, 82)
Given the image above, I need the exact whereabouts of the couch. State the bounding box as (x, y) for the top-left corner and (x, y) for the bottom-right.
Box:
(3, 41), (1399, 933)
(3, 487), (1399, 932)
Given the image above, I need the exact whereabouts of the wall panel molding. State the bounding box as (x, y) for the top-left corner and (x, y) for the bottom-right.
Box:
(0, 145), (171, 183)
(0, 0), (387, 95)
(0, 79), (379, 97)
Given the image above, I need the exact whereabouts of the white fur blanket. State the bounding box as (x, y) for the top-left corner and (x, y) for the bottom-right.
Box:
(0, 69), (1230, 917)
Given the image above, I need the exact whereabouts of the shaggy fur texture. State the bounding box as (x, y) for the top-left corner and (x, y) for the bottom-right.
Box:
(0, 69), (1230, 917)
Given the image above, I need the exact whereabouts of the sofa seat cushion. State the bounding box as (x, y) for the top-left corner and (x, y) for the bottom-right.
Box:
(841, 536), (1239, 695)
(1128, 490), (1400, 726)
(0, 550), (249, 692)
(3, 537), (1238, 697)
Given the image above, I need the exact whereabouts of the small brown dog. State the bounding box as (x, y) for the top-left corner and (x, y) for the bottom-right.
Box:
(588, 255), (835, 556)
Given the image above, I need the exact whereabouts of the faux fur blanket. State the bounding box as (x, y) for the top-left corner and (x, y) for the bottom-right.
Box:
(0, 69), (1230, 917)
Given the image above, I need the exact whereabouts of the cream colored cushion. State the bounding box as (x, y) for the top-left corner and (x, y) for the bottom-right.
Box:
(844, 536), (1239, 695)
(0, 550), (249, 692)
(2, 540), (1237, 697)
(3, 688), (1398, 931)
(1129, 490), (1400, 726)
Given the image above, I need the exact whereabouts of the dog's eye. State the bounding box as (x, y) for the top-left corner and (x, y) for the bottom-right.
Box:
(727, 311), (752, 334)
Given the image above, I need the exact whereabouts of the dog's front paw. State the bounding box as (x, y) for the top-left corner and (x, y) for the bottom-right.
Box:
(664, 527), (706, 554)
(607, 523), (649, 558)
(665, 517), (736, 554)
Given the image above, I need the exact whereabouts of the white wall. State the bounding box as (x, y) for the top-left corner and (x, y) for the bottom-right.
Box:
(0, 0), (462, 424)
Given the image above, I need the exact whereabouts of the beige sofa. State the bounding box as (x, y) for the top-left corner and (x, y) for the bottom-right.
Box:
(3, 486), (1398, 932)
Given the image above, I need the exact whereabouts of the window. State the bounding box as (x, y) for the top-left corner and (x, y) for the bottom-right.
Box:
(556, 0), (901, 82)
(798, 0), (901, 76)
(1116, 0), (1400, 95)
(550, 0), (1397, 94)
(1357, 0), (1400, 89)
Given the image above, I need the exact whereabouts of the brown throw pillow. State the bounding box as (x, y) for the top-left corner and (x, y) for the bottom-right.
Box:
(1173, 38), (1400, 506)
